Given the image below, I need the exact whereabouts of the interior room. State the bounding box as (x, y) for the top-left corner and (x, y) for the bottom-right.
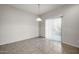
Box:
(0, 4), (79, 54)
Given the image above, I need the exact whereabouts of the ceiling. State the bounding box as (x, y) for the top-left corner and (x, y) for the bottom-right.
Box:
(10, 4), (65, 15)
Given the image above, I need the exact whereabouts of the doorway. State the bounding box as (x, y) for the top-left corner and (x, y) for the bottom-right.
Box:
(45, 17), (62, 41)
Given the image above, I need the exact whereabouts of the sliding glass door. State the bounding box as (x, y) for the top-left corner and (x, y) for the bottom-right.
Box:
(45, 17), (62, 41)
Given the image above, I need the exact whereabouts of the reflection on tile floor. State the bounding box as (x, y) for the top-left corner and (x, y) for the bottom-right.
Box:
(0, 38), (79, 54)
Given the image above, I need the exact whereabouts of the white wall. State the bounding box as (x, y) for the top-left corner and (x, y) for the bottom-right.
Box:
(0, 5), (38, 45)
(40, 18), (45, 37)
(42, 5), (79, 48)
(62, 5), (79, 48)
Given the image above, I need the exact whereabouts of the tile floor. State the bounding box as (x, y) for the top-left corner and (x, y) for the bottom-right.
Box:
(0, 38), (79, 54)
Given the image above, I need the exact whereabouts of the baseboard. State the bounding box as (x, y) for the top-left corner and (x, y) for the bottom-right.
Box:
(0, 36), (39, 46)
(62, 41), (79, 48)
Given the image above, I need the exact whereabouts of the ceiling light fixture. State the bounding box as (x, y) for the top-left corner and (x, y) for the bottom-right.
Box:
(36, 17), (42, 21)
(36, 4), (42, 22)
